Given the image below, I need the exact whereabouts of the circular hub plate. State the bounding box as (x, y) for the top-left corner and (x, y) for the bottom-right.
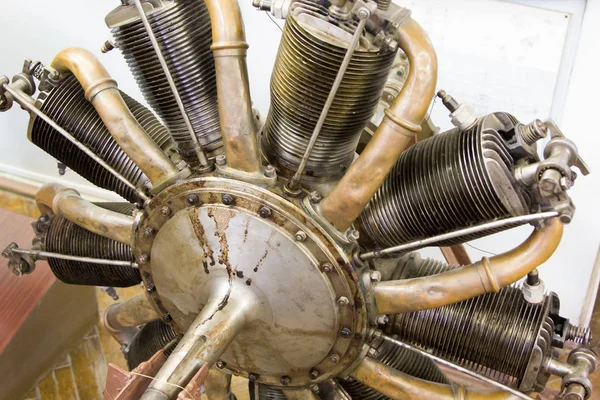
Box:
(135, 178), (366, 386)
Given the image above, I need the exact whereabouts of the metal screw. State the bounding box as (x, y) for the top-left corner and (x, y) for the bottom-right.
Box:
(249, 373), (259, 381)
(144, 227), (155, 238)
(187, 194), (199, 205)
(264, 164), (276, 178)
(340, 327), (352, 338)
(259, 206), (271, 218)
(384, 37), (398, 52)
(338, 296), (350, 307)
(222, 194), (234, 205)
(295, 231), (308, 242)
(376, 315), (389, 325)
(280, 376), (291, 386)
(309, 369), (319, 380)
(566, 324), (592, 345)
(321, 262), (333, 273)
(370, 270), (382, 282)
(216, 154), (226, 166)
(139, 254), (150, 264)
(346, 229), (360, 242)
(216, 360), (225, 369)
(330, 354), (340, 364)
(308, 191), (322, 204)
(101, 40), (115, 53)
(161, 206), (171, 217)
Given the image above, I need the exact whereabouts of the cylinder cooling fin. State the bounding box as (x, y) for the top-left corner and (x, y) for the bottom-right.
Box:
(29, 75), (173, 203)
(44, 203), (140, 287)
(108, 0), (222, 165)
(390, 253), (555, 391)
(262, 1), (396, 183)
(127, 319), (178, 370)
(358, 113), (533, 249)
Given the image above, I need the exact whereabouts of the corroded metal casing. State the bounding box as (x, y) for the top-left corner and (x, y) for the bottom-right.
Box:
(262, 5), (396, 184)
(27, 75), (174, 203)
(358, 112), (532, 248)
(107, 0), (222, 165)
(134, 177), (367, 387)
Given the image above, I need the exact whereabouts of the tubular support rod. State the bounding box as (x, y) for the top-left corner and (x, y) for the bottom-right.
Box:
(372, 218), (564, 314)
(2, 84), (149, 202)
(50, 47), (184, 189)
(360, 211), (559, 261)
(36, 183), (135, 246)
(287, 16), (368, 191)
(132, 0), (209, 167)
(141, 277), (261, 400)
(11, 248), (136, 268)
(378, 334), (531, 400)
(204, 0), (263, 174)
(350, 357), (522, 400)
(319, 18), (438, 232)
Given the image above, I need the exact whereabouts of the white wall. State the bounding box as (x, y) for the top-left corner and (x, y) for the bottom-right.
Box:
(0, 0), (598, 322)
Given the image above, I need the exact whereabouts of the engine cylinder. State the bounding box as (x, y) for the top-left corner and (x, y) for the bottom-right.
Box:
(108, 0), (222, 165)
(127, 320), (178, 370)
(262, 5), (396, 183)
(390, 254), (554, 389)
(44, 203), (140, 287)
(358, 113), (531, 248)
(29, 75), (173, 203)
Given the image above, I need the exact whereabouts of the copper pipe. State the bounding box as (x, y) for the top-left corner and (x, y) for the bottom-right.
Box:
(319, 18), (438, 232)
(204, 0), (262, 173)
(50, 48), (182, 189)
(351, 357), (520, 400)
(36, 183), (135, 246)
(373, 218), (563, 314)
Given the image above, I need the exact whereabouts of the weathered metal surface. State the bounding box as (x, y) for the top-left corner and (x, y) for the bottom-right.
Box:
(134, 177), (365, 387)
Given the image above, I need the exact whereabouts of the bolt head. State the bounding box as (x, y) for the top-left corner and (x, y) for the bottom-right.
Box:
(370, 270), (382, 282)
(376, 315), (389, 325)
(308, 191), (322, 204)
(215, 154), (226, 166)
(259, 206), (271, 218)
(295, 231), (307, 242)
(330, 354), (340, 364)
(146, 283), (155, 292)
(280, 376), (291, 386)
(216, 360), (225, 369)
(367, 347), (379, 357)
(347, 229), (360, 242)
(160, 206), (171, 217)
(264, 164), (276, 178)
(309, 369), (319, 380)
(187, 194), (199, 205)
(340, 327), (352, 338)
(139, 254), (150, 264)
(143, 227), (154, 238)
(222, 194), (234, 205)
(321, 262), (333, 273)
(249, 373), (259, 381)
(357, 8), (370, 19)
(338, 296), (350, 307)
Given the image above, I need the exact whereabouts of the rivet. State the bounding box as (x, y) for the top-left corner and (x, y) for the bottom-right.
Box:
(222, 194), (234, 205)
(295, 231), (307, 242)
(259, 206), (271, 218)
(309, 369), (319, 380)
(340, 327), (352, 338)
(280, 376), (291, 386)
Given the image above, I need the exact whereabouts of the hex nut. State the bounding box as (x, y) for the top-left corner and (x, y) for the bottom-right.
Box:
(308, 191), (323, 204)
(330, 354), (340, 364)
(264, 164), (276, 178)
(340, 327), (352, 338)
(309, 369), (319, 379)
(139, 254), (150, 264)
(187, 194), (199, 205)
(370, 270), (382, 282)
(295, 231), (308, 242)
(338, 296), (350, 307)
(160, 206), (171, 217)
(143, 227), (155, 238)
(222, 194), (234, 205)
(280, 376), (291, 386)
(259, 207), (272, 218)
(321, 262), (333, 273)
(216, 154), (226, 166)
(376, 315), (389, 325)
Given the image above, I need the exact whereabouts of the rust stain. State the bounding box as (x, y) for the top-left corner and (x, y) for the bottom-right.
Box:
(253, 249), (269, 272)
(189, 208), (215, 267)
(243, 217), (250, 243)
